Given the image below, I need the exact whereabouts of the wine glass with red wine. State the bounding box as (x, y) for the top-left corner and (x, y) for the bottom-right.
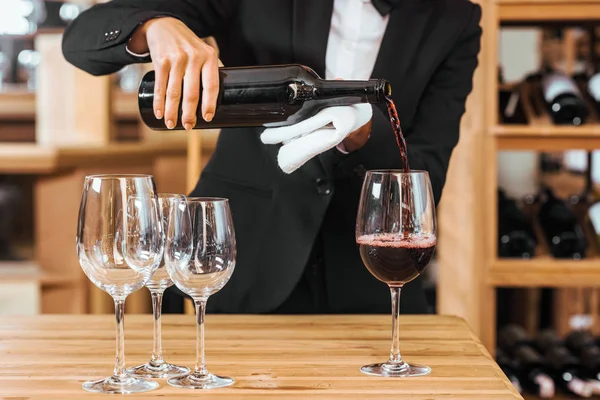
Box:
(356, 170), (437, 377)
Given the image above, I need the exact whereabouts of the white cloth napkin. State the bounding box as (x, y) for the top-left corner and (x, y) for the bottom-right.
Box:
(260, 104), (373, 174)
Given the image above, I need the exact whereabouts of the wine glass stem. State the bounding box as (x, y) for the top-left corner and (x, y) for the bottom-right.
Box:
(194, 298), (208, 376)
(150, 291), (164, 365)
(113, 298), (127, 379)
(389, 286), (403, 364)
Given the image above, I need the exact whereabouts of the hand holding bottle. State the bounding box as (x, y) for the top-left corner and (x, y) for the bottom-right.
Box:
(129, 17), (220, 130)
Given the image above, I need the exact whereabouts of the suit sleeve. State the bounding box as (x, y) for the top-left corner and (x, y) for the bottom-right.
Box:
(62, 0), (239, 76)
(334, 4), (482, 206)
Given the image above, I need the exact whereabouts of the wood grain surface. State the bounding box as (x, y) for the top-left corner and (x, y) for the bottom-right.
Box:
(0, 315), (521, 399)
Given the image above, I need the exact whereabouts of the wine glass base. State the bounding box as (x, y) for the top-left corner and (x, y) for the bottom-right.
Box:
(127, 362), (190, 379)
(167, 372), (234, 389)
(82, 375), (158, 394)
(360, 361), (431, 377)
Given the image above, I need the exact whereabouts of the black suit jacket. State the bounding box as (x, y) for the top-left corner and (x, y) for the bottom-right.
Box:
(62, 0), (482, 314)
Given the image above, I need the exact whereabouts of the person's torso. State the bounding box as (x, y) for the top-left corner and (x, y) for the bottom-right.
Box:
(198, 0), (474, 313)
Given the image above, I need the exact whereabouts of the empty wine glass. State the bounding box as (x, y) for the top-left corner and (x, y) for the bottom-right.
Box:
(76, 174), (163, 393)
(165, 197), (236, 389)
(127, 193), (190, 379)
(356, 170), (437, 377)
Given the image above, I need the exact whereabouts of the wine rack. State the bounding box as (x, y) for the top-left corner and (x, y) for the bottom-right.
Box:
(437, 0), (600, 359)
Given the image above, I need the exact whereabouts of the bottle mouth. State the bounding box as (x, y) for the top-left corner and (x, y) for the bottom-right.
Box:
(377, 79), (392, 100)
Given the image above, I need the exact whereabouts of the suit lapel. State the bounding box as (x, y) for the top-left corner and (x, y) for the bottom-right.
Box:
(371, 0), (433, 93)
(290, 0), (333, 180)
(291, 0), (333, 78)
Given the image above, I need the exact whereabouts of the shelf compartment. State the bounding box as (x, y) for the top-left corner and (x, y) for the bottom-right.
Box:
(494, 75), (600, 149)
(498, 0), (600, 23)
(490, 258), (600, 287)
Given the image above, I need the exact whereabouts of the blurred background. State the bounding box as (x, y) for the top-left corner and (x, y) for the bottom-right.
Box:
(1, 1), (600, 391)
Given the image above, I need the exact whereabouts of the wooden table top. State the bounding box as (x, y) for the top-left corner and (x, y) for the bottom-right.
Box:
(0, 314), (521, 399)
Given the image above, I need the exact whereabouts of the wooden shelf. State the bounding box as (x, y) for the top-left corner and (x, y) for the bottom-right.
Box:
(494, 124), (600, 137)
(0, 90), (35, 120)
(436, 0), (600, 354)
(0, 137), (189, 174)
(490, 258), (600, 287)
(498, 0), (600, 23)
(0, 89), (138, 120)
(0, 261), (78, 286)
(494, 124), (600, 150)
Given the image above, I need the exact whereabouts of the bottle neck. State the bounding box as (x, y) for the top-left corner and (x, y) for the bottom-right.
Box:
(289, 79), (391, 104)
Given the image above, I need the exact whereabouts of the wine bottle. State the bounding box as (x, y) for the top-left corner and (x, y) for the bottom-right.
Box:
(537, 330), (593, 397)
(496, 348), (523, 394)
(497, 325), (554, 397)
(498, 324), (534, 351)
(539, 152), (563, 174)
(537, 187), (587, 259)
(497, 190), (537, 258)
(589, 70), (600, 113)
(541, 68), (589, 126)
(138, 64), (391, 130)
(513, 346), (555, 398)
(572, 62), (600, 115)
(566, 330), (600, 394)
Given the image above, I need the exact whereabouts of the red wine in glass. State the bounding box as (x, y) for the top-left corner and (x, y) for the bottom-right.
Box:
(357, 234), (436, 286)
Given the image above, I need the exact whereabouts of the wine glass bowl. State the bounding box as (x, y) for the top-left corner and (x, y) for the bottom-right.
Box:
(127, 193), (190, 379)
(76, 174), (163, 394)
(356, 170), (437, 377)
(146, 194), (185, 292)
(165, 197), (236, 390)
(166, 197), (236, 299)
(77, 176), (162, 299)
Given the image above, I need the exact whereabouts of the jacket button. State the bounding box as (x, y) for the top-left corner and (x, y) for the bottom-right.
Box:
(316, 178), (332, 195)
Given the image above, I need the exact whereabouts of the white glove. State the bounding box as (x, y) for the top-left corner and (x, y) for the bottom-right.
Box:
(260, 104), (373, 174)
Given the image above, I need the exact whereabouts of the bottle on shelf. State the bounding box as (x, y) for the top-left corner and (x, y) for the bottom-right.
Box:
(539, 152), (564, 174)
(565, 330), (600, 394)
(498, 324), (533, 351)
(497, 189), (537, 259)
(540, 66), (590, 126)
(589, 68), (600, 113)
(537, 186), (587, 259)
(496, 348), (523, 394)
(513, 345), (556, 398)
(536, 329), (593, 397)
(572, 61), (600, 115)
(138, 64), (391, 130)
(497, 325), (554, 398)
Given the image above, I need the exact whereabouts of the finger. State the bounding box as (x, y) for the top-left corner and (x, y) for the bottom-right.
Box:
(201, 48), (219, 122)
(164, 54), (187, 129)
(181, 55), (202, 131)
(152, 57), (170, 120)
